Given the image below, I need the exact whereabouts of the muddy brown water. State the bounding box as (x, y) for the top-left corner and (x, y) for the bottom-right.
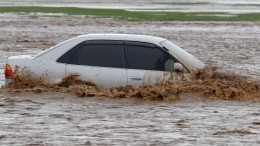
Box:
(0, 13), (259, 145)
(0, 92), (259, 145)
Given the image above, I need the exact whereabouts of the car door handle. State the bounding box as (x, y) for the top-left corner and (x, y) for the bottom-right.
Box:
(130, 77), (142, 81)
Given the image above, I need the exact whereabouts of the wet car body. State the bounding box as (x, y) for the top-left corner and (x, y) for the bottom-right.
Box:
(5, 34), (204, 87)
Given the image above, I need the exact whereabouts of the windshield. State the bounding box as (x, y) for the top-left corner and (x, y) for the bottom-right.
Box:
(160, 40), (204, 71)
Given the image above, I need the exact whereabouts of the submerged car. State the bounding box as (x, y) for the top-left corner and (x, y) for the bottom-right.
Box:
(5, 34), (204, 87)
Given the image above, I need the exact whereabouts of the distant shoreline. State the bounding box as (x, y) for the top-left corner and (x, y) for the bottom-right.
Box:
(0, 6), (259, 21)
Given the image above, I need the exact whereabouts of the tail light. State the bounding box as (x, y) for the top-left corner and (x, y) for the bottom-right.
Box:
(5, 64), (13, 79)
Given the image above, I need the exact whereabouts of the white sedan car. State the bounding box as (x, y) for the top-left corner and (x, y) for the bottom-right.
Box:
(5, 34), (204, 87)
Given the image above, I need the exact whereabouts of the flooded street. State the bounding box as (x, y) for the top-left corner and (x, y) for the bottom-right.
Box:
(0, 92), (259, 145)
(0, 14), (259, 80)
(0, 7), (259, 145)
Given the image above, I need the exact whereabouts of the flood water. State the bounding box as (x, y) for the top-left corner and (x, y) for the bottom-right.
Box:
(1, 0), (260, 13)
(0, 92), (259, 145)
(0, 5), (259, 145)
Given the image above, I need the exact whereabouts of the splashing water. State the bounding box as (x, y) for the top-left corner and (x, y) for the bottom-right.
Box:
(2, 63), (259, 101)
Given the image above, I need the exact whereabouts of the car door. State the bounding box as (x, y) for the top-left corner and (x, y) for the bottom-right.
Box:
(65, 40), (127, 87)
(125, 41), (181, 87)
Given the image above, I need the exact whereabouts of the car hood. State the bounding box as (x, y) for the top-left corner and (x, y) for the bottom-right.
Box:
(160, 40), (205, 73)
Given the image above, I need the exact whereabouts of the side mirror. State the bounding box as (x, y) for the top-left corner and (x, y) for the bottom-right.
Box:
(174, 63), (183, 72)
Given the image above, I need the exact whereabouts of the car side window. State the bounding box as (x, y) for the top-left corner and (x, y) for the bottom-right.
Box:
(69, 42), (124, 68)
(57, 42), (84, 64)
(126, 42), (177, 71)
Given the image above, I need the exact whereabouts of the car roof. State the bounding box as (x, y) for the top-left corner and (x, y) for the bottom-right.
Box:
(76, 33), (166, 46)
